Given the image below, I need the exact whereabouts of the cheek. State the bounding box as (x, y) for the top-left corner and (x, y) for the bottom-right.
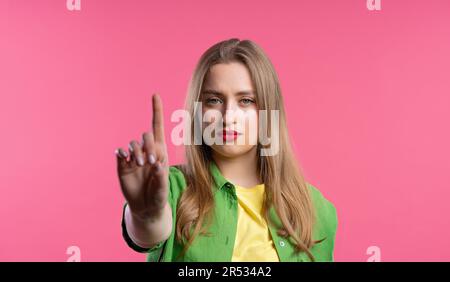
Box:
(243, 110), (259, 141)
(202, 108), (222, 129)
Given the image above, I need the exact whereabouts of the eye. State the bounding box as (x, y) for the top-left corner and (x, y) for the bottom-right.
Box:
(205, 97), (223, 105)
(240, 98), (255, 105)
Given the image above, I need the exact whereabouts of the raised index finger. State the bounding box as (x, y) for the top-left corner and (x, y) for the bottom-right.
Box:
(152, 93), (165, 144)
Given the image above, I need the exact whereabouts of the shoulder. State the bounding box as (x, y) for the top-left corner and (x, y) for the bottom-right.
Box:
(168, 164), (187, 185)
(306, 182), (338, 239)
(306, 182), (338, 261)
(166, 164), (189, 203)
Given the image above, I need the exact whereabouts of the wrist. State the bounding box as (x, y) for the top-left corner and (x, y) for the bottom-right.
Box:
(128, 202), (169, 224)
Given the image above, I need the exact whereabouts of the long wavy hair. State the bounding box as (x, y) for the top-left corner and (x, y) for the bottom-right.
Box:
(175, 38), (322, 261)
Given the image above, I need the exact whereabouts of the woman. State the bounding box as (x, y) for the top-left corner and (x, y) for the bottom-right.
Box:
(115, 38), (337, 262)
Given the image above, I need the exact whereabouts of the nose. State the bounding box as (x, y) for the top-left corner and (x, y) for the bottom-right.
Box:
(222, 100), (238, 127)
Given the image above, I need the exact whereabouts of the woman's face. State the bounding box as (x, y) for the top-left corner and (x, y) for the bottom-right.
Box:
(201, 61), (259, 159)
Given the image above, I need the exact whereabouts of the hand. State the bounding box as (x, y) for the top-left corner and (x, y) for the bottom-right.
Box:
(115, 94), (170, 221)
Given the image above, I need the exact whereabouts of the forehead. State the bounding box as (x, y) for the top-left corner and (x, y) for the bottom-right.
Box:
(202, 62), (254, 95)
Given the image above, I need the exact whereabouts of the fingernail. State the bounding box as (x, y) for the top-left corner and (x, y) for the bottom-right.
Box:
(128, 143), (134, 152)
(149, 154), (156, 164)
(115, 149), (119, 156)
(120, 150), (128, 158)
(137, 156), (145, 166)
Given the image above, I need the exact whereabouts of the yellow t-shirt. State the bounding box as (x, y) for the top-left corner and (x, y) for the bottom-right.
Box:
(231, 183), (280, 262)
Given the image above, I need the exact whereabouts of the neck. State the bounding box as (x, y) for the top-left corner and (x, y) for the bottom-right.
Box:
(212, 147), (262, 188)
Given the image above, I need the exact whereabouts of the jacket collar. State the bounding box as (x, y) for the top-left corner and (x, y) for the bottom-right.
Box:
(209, 160), (234, 190)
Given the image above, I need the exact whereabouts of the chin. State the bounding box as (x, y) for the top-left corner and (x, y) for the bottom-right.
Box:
(210, 144), (256, 159)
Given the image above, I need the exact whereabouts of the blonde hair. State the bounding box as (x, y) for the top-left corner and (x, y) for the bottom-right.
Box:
(175, 38), (322, 261)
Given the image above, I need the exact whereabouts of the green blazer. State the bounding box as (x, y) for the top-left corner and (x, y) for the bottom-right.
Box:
(122, 161), (338, 262)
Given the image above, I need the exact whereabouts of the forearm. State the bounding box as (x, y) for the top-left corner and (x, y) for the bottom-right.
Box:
(124, 203), (173, 248)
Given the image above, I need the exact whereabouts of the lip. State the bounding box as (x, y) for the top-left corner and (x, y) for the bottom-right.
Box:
(219, 129), (242, 141)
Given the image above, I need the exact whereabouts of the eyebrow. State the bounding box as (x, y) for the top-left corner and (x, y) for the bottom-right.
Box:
(201, 89), (255, 97)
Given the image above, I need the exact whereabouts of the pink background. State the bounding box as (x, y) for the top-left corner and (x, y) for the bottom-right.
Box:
(1, 0), (450, 261)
